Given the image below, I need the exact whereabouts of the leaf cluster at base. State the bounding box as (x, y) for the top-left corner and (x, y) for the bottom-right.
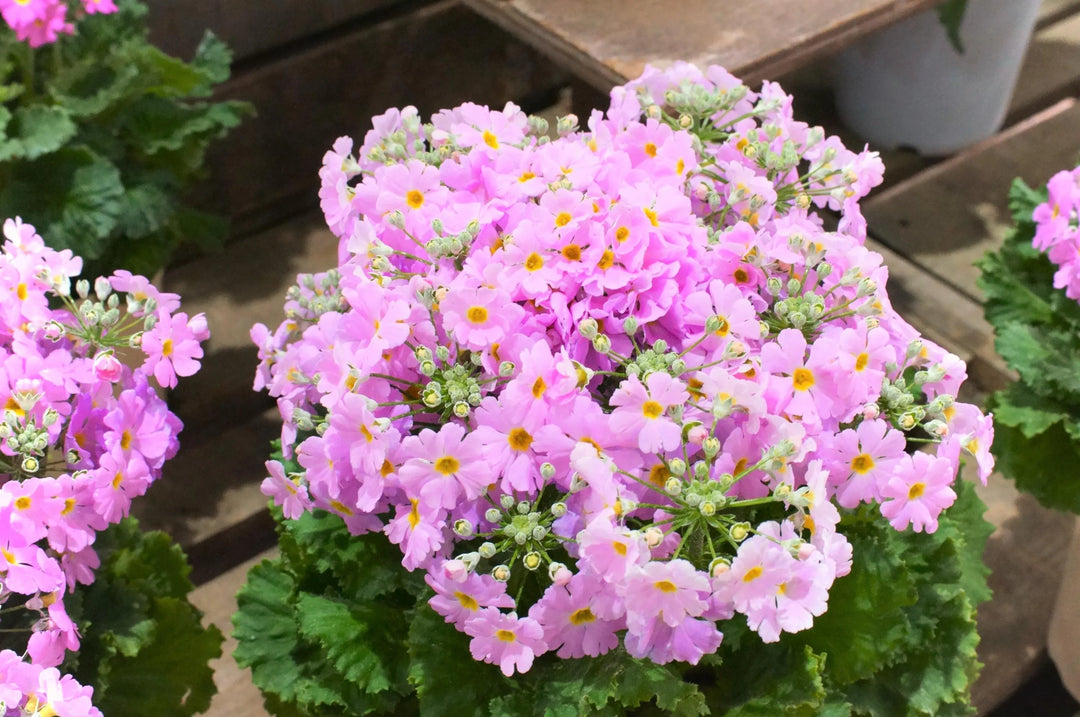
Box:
(49, 516), (223, 716)
(232, 478), (991, 716)
(976, 177), (1080, 513)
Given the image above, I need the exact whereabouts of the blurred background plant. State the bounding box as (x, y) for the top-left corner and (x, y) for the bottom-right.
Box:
(0, 0), (252, 278)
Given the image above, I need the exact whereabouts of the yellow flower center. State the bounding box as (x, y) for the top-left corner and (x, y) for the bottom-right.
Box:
(455, 591), (479, 611)
(855, 352), (870, 371)
(406, 190), (425, 209)
(407, 497), (421, 528)
(644, 142), (657, 157)
(643, 207), (659, 226)
(524, 252), (544, 271)
(654, 580), (678, 593)
(908, 482), (926, 500)
(496, 629), (517, 643)
(555, 212), (573, 227)
(641, 400), (663, 419)
(14, 497), (30, 511)
(482, 130), (499, 149)
(15, 283), (26, 301)
(597, 249), (614, 270)
(507, 427), (533, 451)
(850, 454), (874, 474)
(435, 456), (460, 475)
(569, 607), (596, 625)
(466, 306), (488, 324)
(561, 244), (581, 261)
(743, 566), (763, 583)
(611, 541), (627, 556)
(648, 463), (670, 487)
(792, 367), (814, 391)
(714, 317), (730, 337)
(615, 226), (630, 243)
(162, 339), (174, 357)
(531, 376), (546, 398)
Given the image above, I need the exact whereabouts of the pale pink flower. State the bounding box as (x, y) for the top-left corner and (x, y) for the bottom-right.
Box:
(463, 609), (547, 676)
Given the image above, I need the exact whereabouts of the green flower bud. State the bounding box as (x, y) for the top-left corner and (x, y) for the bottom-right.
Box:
(523, 552), (542, 571)
(485, 508), (502, 523)
(453, 519), (474, 538)
(492, 564), (511, 582)
(479, 541), (497, 559)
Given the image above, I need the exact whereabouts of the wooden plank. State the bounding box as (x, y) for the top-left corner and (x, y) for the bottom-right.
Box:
(972, 470), (1077, 713)
(464, 0), (941, 91)
(190, 551), (276, 717)
(146, 0), (403, 62)
(196, 1), (567, 236)
(1007, 9), (1080, 124)
(163, 214), (339, 446)
(863, 98), (1080, 303)
(867, 237), (1013, 395)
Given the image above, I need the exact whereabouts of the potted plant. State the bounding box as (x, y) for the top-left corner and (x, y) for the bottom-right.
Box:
(830, 0), (1041, 155)
(0, 216), (221, 714)
(234, 62), (995, 714)
(976, 164), (1080, 701)
(0, 0), (252, 279)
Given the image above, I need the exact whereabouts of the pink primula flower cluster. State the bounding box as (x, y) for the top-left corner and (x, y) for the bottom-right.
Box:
(0, 218), (206, 714)
(255, 62), (993, 677)
(0, 0), (115, 48)
(1031, 166), (1080, 300)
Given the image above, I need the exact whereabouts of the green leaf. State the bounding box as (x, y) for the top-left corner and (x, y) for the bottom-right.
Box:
(65, 518), (222, 716)
(988, 381), (1070, 438)
(233, 560), (307, 702)
(408, 605), (509, 717)
(92, 597), (223, 717)
(294, 592), (409, 699)
(0, 146), (124, 259)
(712, 644), (827, 716)
(283, 510), (425, 602)
(0, 105), (78, 161)
(191, 31), (236, 88)
(114, 181), (175, 239)
(801, 528), (917, 686)
(936, 0), (968, 54)
(990, 415), (1080, 513)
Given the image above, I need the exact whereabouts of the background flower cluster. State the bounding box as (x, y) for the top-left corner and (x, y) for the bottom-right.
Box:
(0, 217), (207, 715)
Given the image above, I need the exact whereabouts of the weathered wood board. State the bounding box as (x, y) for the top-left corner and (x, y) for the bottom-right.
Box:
(464, 0), (941, 91)
(187, 1), (567, 236)
(863, 98), (1080, 303)
(190, 551), (276, 717)
(146, 0), (404, 62)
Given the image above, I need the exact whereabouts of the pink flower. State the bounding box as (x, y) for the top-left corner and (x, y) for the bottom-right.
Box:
(398, 423), (491, 510)
(463, 608), (547, 676)
(609, 372), (688, 454)
(91, 352), (122, 383)
(426, 564), (515, 625)
(261, 460), (312, 520)
(879, 451), (957, 533)
(140, 312), (205, 389)
(528, 572), (622, 658)
(623, 559), (709, 630)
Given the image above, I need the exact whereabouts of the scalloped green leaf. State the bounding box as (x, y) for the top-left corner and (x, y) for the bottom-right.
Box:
(233, 560), (307, 702)
(0, 146), (123, 259)
(294, 592), (409, 700)
(0, 105), (78, 161)
(92, 597), (223, 717)
(991, 417), (1080, 513)
(989, 381), (1070, 438)
(191, 31), (236, 88)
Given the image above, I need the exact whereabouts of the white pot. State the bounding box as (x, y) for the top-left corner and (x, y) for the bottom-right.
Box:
(831, 0), (1041, 155)
(1049, 516), (1080, 701)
